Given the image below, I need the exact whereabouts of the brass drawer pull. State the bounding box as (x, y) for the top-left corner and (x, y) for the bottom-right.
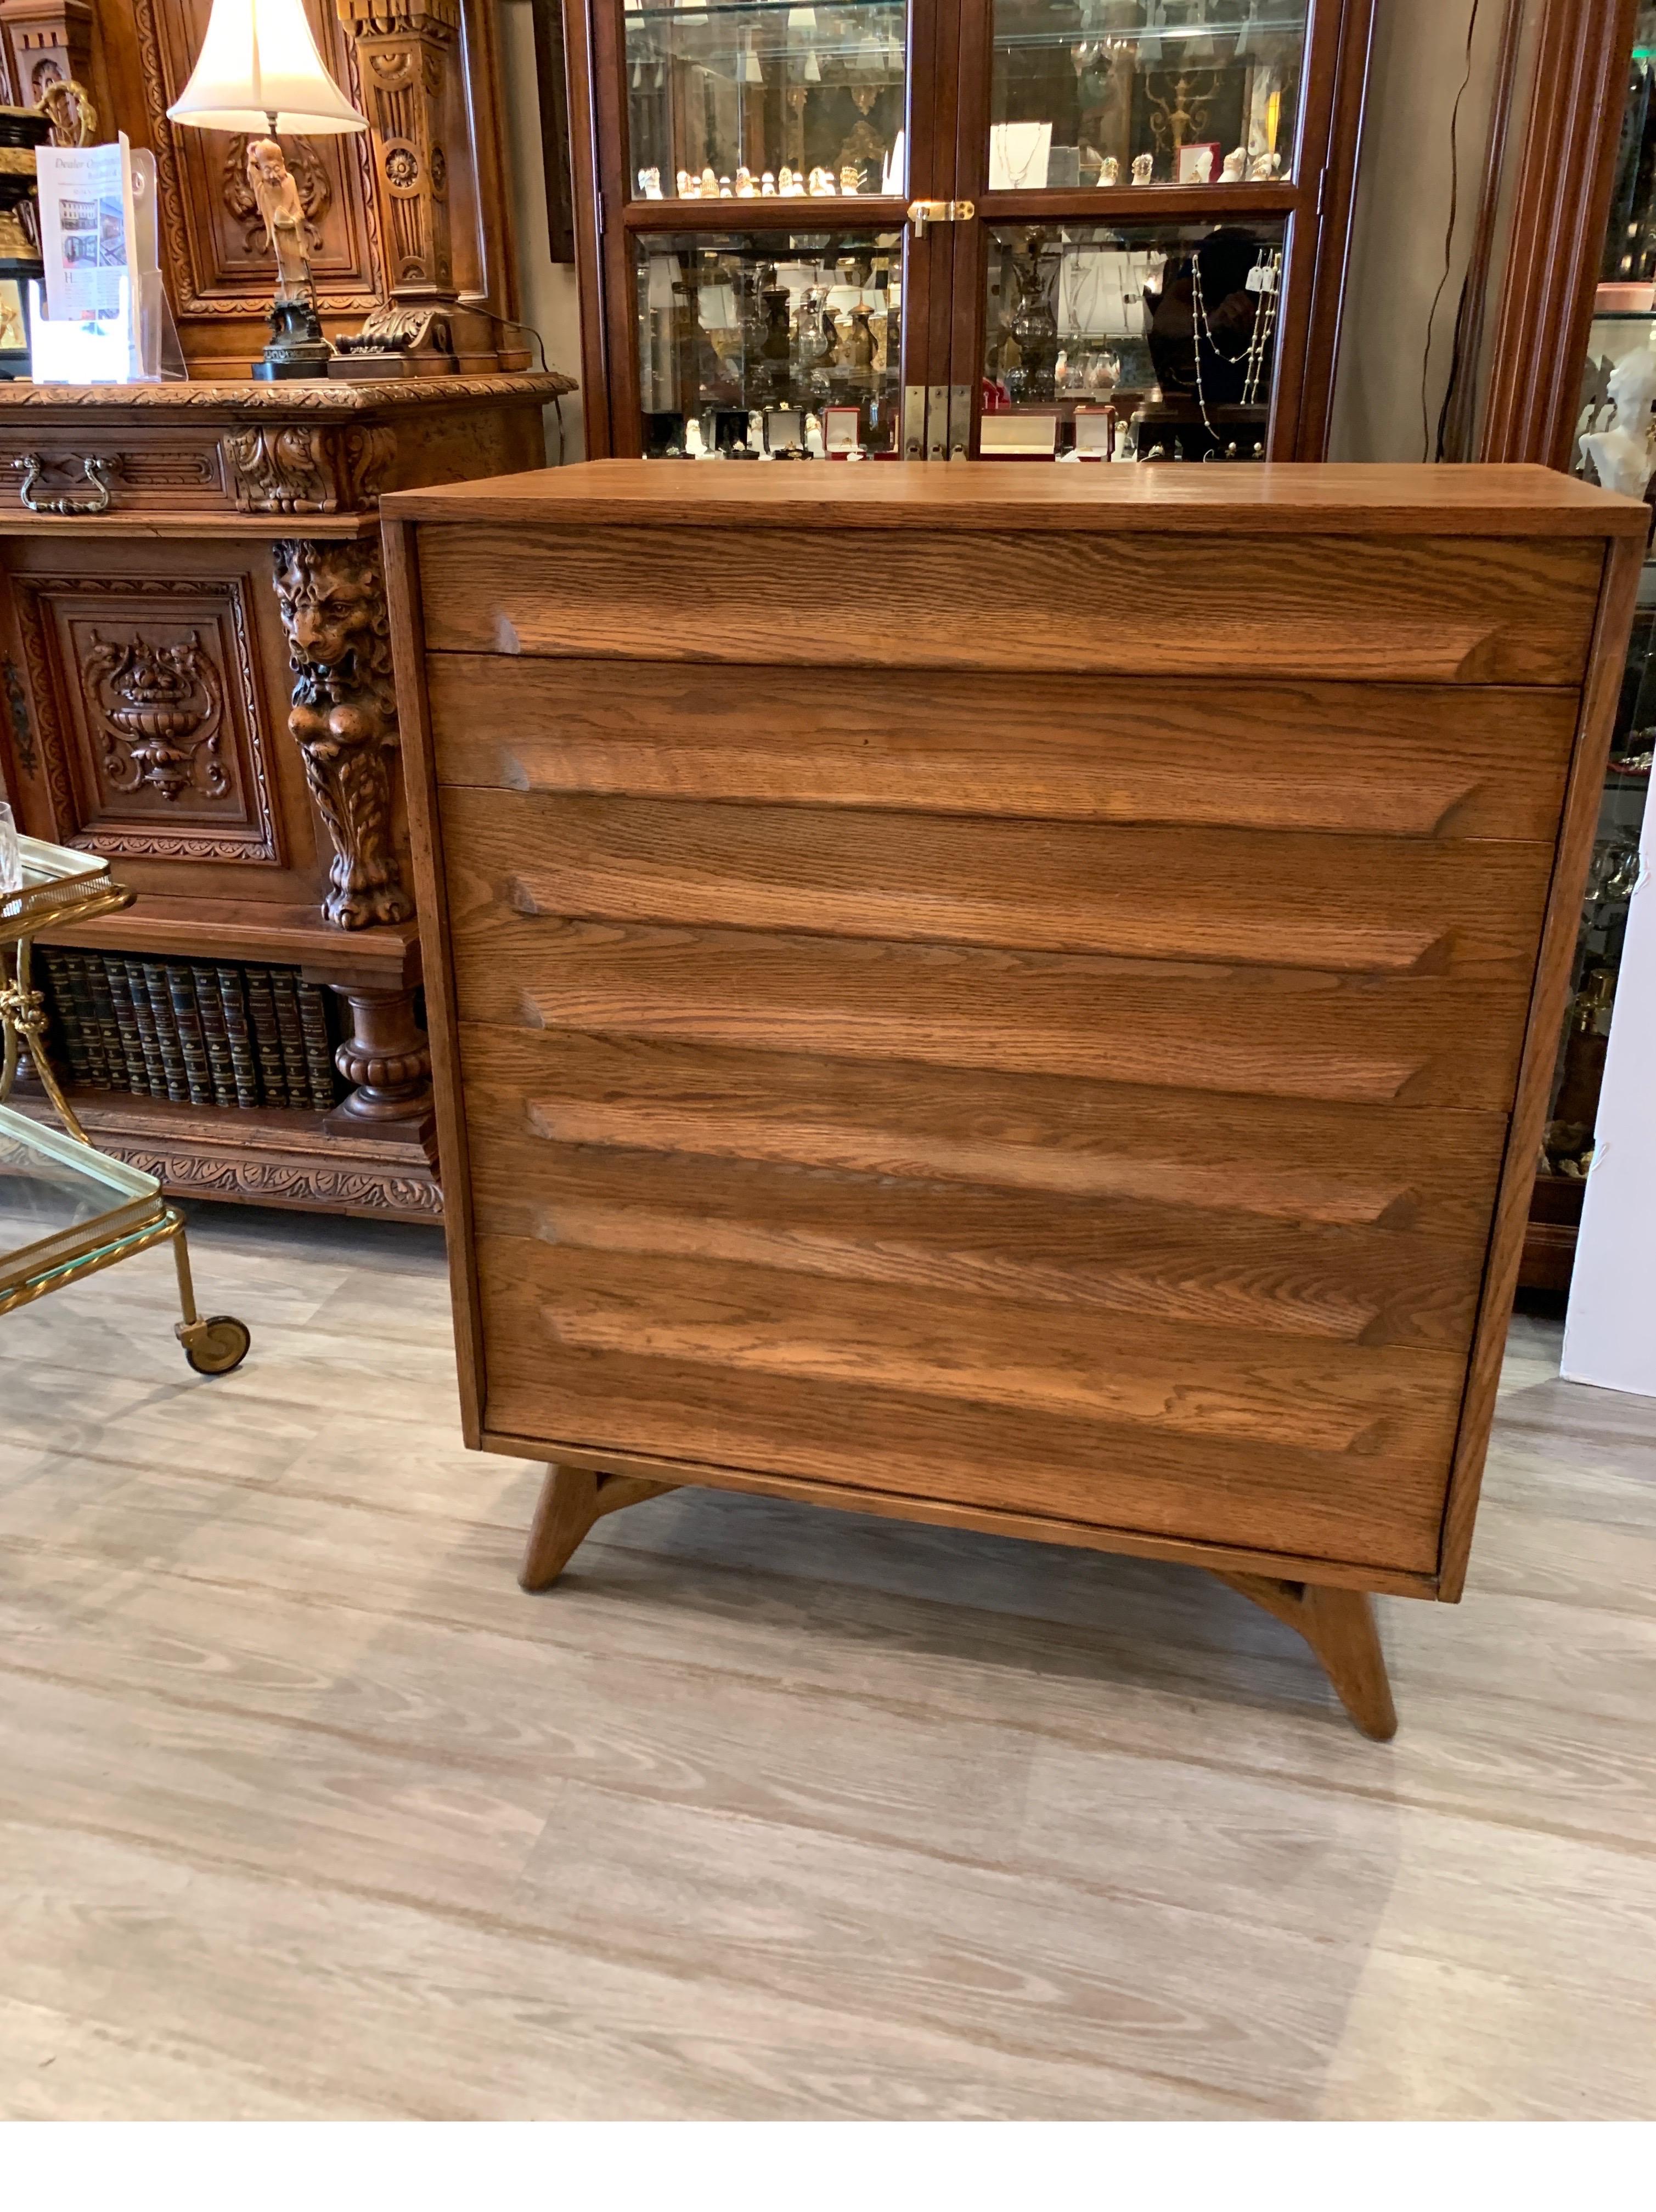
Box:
(14, 452), (115, 516)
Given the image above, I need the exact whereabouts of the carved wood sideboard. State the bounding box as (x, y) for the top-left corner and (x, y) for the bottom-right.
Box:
(0, 371), (572, 1220)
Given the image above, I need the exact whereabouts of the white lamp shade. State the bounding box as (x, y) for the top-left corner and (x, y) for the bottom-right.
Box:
(167, 0), (367, 136)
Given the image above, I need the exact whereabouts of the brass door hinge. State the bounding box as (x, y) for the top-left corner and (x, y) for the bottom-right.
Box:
(906, 199), (975, 236)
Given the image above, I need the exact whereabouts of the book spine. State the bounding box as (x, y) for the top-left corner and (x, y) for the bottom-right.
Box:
(269, 968), (310, 1109)
(142, 959), (189, 1103)
(192, 963), (234, 1109)
(123, 957), (165, 1099)
(103, 956), (148, 1095)
(167, 962), (213, 1107)
(215, 964), (261, 1109)
(37, 948), (88, 1086)
(86, 953), (123, 1092)
(242, 965), (287, 1107)
(296, 980), (338, 1111)
(65, 952), (109, 1087)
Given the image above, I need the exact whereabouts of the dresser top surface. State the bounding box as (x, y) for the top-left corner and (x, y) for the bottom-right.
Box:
(383, 459), (1651, 538)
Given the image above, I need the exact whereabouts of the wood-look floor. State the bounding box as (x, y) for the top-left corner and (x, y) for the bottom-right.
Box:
(2, 1203), (1654, 2120)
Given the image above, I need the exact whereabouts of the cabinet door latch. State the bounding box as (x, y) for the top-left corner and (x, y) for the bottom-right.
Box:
(906, 199), (975, 236)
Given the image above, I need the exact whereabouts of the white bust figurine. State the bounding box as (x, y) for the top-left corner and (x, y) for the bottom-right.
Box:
(1221, 146), (1247, 182)
(1581, 342), (1656, 499)
(1249, 149), (1282, 181)
(638, 166), (663, 200)
(1099, 155), (1120, 187)
(1131, 152), (1154, 185)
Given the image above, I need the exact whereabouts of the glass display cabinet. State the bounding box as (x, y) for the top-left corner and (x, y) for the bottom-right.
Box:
(554, 0), (1373, 459)
(1504, 6), (1656, 1290)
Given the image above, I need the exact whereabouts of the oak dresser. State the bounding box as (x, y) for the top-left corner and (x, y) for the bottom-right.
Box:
(383, 460), (1646, 1736)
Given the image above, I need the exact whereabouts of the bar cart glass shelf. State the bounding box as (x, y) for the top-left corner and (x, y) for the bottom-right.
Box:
(0, 834), (251, 1376)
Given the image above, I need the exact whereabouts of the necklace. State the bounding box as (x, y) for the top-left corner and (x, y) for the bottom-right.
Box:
(1189, 248), (1278, 453)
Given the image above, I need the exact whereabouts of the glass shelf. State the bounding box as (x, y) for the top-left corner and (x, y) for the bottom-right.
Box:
(634, 227), (903, 453)
(982, 216), (1285, 456)
(988, 0), (1309, 191)
(626, 0), (907, 201)
(0, 1102), (158, 1282)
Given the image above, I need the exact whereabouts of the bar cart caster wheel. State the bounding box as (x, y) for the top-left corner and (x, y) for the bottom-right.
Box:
(177, 1314), (251, 1376)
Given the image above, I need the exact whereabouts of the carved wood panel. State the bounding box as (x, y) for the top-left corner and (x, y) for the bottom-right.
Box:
(14, 574), (284, 865)
(132, 0), (386, 318)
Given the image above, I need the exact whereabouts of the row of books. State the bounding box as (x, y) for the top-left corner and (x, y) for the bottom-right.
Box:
(36, 949), (341, 1114)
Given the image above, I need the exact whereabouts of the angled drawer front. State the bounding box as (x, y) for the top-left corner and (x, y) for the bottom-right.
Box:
(426, 661), (1579, 839)
(415, 523), (1604, 682)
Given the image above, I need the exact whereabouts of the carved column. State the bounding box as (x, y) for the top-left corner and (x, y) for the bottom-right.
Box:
(0, 0), (92, 108)
(271, 537), (413, 931)
(336, 0), (463, 346)
(325, 982), (432, 1134)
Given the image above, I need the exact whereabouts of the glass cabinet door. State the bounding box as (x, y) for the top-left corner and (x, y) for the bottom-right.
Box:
(634, 225), (907, 453)
(988, 0), (1312, 191)
(598, 0), (934, 455)
(624, 0), (910, 201)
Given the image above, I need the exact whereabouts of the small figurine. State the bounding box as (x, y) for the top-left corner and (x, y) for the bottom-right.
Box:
(1581, 341), (1656, 498)
(761, 171), (777, 196)
(638, 166), (664, 199)
(1099, 155), (1120, 187)
(684, 417), (707, 459)
(840, 162), (862, 196)
(1131, 152), (1154, 185)
(808, 166), (836, 196)
(1248, 149), (1282, 180)
(1221, 146), (1247, 182)
(804, 412), (825, 458)
(718, 175), (734, 197)
(735, 166), (757, 197)
(676, 168), (692, 198)
(778, 164), (801, 196)
(700, 165), (719, 198)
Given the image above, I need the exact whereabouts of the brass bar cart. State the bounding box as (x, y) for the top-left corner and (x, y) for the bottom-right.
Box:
(1, 833), (250, 1375)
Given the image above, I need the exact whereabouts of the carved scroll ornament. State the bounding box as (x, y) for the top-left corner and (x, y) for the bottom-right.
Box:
(272, 539), (412, 929)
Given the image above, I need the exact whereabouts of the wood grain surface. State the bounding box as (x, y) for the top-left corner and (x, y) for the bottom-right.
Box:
(441, 786), (1554, 977)
(476, 1255), (1453, 1573)
(4, 1211), (1654, 2118)
(445, 909), (1535, 1109)
(465, 1120), (1490, 1349)
(383, 455), (1654, 537)
(427, 658), (1580, 839)
(415, 523), (1603, 682)
(458, 1024), (1511, 1236)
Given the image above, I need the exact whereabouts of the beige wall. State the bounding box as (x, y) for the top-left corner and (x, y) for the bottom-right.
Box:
(495, 0), (1533, 467)
(498, 0), (589, 460)
(1329, 0), (1532, 461)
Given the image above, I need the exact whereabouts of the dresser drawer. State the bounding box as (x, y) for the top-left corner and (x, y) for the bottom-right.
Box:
(474, 1246), (1456, 1575)
(416, 524), (1605, 683)
(438, 788), (1549, 1108)
(427, 659), (1580, 840)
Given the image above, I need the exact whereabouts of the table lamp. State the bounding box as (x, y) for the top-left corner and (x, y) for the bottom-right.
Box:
(166, 0), (367, 380)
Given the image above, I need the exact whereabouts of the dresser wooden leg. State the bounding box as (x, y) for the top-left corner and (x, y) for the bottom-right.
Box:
(519, 1464), (681, 1592)
(1212, 1572), (1398, 1740)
